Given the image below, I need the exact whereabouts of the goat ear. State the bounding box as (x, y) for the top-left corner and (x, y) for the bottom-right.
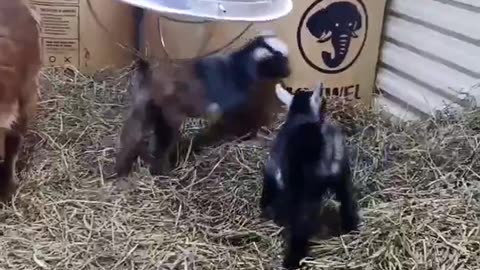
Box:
(275, 83), (293, 107)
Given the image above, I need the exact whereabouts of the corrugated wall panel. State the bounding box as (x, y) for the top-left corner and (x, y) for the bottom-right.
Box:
(390, 0), (479, 39)
(445, 0), (480, 9)
(376, 0), (480, 120)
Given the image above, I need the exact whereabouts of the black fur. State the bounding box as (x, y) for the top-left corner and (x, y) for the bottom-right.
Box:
(195, 34), (290, 115)
(260, 89), (360, 269)
(0, 130), (21, 201)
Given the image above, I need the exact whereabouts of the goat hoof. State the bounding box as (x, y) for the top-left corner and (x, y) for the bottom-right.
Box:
(112, 177), (135, 193)
(259, 206), (274, 220)
(0, 181), (18, 203)
(282, 257), (301, 270)
(0, 166), (16, 203)
(149, 166), (162, 176)
(273, 216), (288, 228)
(114, 163), (131, 178)
(342, 218), (360, 234)
(149, 161), (171, 176)
(0, 186), (16, 203)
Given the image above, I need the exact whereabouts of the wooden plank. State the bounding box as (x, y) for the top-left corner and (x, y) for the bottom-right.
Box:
(384, 16), (480, 75)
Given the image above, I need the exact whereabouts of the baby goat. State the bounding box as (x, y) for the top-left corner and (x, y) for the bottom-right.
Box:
(115, 32), (290, 177)
(260, 84), (360, 269)
(0, 0), (42, 201)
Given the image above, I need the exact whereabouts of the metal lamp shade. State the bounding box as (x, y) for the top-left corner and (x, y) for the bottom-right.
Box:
(118, 0), (293, 22)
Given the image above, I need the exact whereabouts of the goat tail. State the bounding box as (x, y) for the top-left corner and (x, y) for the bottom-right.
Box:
(135, 58), (149, 74)
(131, 57), (151, 88)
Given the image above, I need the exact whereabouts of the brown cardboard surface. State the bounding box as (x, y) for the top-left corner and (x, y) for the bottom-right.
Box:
(143, 0), (387, 107)
(272, 0), (388, 106)
(29, 0), (136, 74)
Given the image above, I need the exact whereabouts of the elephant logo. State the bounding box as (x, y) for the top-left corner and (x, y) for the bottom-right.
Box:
(297, 0), (368, 74)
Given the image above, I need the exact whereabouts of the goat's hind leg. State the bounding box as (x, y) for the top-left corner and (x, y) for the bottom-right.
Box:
(283, 201), (319, 269)
(0, 129), (21, 202)
(148, 107), (178, 175)
(335, 165), (360, 233)
(115, 106), (148, 178)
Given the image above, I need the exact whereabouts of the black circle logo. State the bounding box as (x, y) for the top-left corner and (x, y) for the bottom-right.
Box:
(297, 0), (368, 74)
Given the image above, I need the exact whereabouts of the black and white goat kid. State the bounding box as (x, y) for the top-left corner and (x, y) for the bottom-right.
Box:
(260, 84), (360, 269)
(196, 30), (290, 114)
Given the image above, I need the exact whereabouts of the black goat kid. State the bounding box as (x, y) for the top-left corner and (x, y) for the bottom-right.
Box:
(260, 84), (360, 269)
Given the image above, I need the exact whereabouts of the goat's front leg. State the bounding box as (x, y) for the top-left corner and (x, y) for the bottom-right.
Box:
(0, 130), (21, 202)
(259, 170), (277, 215)
(188, 111), (259, 156)
(115, 106), (148, 177)
(335, 164), (360, 233)
(148, 108), (179, 176)
(260, 161), (282, 221)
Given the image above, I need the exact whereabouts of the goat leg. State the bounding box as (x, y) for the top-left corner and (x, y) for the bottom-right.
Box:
(335, 165), (360, 233)
(148, 108), (179, 176)
(115, 106), (148, 177)
(188, 119), (230, 152)
(194, 81), (280, 151)
(0, 130), (21, 202)
(189, 112), (258, 154)
(259, 166), (280, 221)
(283, 201), (317, 270)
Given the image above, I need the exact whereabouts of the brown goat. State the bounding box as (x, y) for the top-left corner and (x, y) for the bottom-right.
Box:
(0, 0), (42, 201)
(115, 32), (291, 177)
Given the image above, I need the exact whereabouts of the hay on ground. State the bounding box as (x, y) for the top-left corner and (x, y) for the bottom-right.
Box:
(0, 68), (479, 270)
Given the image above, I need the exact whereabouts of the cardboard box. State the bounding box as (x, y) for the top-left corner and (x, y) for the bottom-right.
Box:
(271, 0), (388, 106)
(143, 0), (387, 107)
(28, 0), (136, 75)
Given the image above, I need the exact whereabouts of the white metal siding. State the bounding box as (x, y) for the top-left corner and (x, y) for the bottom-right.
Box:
(375, 0), (480, 120)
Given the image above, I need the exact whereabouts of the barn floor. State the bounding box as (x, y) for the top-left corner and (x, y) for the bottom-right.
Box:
(1, 68), (479, 270)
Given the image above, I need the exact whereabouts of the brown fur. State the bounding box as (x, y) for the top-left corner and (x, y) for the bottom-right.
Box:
(0, 0), (42, 201)
(115, 60), (215, 177)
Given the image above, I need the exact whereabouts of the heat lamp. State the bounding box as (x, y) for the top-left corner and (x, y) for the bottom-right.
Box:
(118, 0), (293, 22)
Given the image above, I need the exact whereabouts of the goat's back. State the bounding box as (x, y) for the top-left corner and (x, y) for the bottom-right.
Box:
(0, 0), (42, 129)
(279, 118), (347, 198)
(147, 61), (211, 124)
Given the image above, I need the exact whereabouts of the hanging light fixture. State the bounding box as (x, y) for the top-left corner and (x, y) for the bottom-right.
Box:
(117, 0), (293, 23)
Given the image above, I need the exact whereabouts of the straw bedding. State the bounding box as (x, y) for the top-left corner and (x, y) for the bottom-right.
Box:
(0, 67), (479, 270)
